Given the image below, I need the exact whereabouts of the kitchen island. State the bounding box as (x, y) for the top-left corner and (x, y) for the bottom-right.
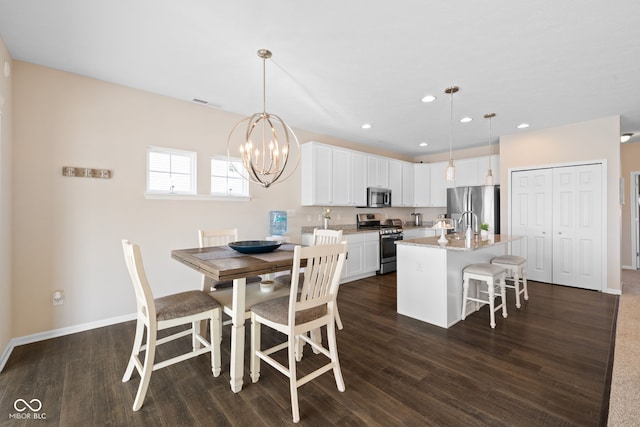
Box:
(396, 234), (522, 328)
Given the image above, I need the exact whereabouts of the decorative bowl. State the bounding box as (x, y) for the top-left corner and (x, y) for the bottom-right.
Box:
(228, 240), (282, 254)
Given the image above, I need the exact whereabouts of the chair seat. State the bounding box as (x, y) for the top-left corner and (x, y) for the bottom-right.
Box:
(251, 295), (327, 325)
(155, 290), (221, 321)
(463, 263), (506, 277)
(491, 255), (526, 266)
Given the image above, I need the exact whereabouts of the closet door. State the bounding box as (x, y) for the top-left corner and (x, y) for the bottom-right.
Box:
(552, 164), (602, 290)
(511, 169), (553, 282)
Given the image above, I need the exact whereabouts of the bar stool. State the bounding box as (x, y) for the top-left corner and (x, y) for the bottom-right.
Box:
(491, 255), (529, 308)
(461, 263), (508, 329)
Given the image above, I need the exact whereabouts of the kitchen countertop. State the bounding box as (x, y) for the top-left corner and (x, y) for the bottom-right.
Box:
(396, 234), (522, 251)
(301, 222), (437, 235)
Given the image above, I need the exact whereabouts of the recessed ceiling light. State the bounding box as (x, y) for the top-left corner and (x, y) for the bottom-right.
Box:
(517, 123), (530, 129)
(361, 123), (372, 129)
(621, 133), (633, 143)
(421, 95), (436, 103)
(460, 117), (473, 123)
(419, 142), (428, 147)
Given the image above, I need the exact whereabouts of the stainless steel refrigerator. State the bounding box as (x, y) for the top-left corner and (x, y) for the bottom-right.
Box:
(446, 185), (500, 234)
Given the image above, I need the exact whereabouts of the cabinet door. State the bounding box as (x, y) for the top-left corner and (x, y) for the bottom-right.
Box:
(368, 155), (389, 188)
(454, 157), (480, 187)
(351, 152), (368, 206)
(344, 240), (364, 278)
(301, 142), (332, 206)
(413, 163), (430, 206)
(402, 162), (415, 207)
(429, 161), (452, 207)
(475, 155), (500, 185)
(389, 160), (403, 206)
(332, 149), (351, 205)
(363, 239), (380, 273)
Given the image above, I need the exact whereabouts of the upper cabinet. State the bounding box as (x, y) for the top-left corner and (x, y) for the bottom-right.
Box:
(301, 141), (498, 207)
(367, 155), (389, 189)
(301, 142), (368, 206)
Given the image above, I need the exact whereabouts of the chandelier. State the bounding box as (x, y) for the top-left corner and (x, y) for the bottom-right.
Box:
(227, 49), (300, 188)
(444, 86), (459, 181)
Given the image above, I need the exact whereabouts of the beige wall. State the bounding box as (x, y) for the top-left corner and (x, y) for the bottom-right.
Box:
(11, 61), (426, 338)
(0, 38), (13, 365)
(500, 116), (621, 292)
(621, 141), (640, 267)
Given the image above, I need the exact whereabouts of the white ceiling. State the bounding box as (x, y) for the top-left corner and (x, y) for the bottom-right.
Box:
(1, 0), (640, 156)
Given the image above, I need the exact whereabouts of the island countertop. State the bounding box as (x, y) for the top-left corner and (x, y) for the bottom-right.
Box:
(396, 234), (522, 251)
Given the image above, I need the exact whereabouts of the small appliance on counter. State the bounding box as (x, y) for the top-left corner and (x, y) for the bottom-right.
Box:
(410, 213), (422, 226)
(268, 210), (288, 242)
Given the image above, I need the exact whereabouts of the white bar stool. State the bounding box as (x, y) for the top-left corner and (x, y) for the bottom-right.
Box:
(461, 263), (508, 329)
(491, 255), (529, 308)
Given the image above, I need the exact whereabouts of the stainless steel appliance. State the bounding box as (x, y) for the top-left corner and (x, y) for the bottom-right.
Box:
(356, 214), (403, 274)
(367, 187), (392, 208)
(446, 185), (500, 234)
(411, 212), (422, 226)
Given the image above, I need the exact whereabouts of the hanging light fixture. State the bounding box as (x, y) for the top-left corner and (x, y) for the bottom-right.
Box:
(227, 49), (300, 188)
(444, 86), (459, 181)
(484, 113), (496, 185)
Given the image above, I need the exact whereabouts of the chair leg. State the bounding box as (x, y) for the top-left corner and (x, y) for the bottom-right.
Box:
(133, 324), (157, 411)
(250, 314), (261, 383)
(326, 318), (345, 393)
(487, 280), (496, 329)
(335, 305), (344, 330)
(512, 269), (522, 308)
(500, 277), (508, 319)
(288, 332), (300, 423)
(123, 318), (145, 382)
(210, 311), (221, 377)
(461, 276), (469, 320)
(522, 268), (529, 301)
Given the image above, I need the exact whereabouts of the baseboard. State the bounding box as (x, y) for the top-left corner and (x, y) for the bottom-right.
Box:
(0, 312), (136, 373)
(622, 265), (635, 270)
(605, 288), (622, 295)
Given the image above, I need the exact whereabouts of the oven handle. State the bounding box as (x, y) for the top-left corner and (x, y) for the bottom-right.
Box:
(380, 233), (403, 240)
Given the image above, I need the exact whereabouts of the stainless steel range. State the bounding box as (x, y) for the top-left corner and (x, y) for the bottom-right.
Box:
(356, 214), (403, 274)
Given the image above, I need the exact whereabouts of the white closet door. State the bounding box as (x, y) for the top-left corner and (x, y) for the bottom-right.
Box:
(511, 169), (553, 282)
(552, 164), (602, 290)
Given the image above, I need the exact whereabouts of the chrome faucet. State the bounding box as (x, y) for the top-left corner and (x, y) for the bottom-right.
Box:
(458, 211), (478, 237)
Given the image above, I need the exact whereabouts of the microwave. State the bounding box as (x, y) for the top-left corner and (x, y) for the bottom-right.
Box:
(367, 187), (392, 208)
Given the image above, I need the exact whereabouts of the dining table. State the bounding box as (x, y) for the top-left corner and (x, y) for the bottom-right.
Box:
(171, 243), (301, 393)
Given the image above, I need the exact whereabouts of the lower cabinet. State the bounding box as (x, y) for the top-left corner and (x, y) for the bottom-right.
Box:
(403, 228), (437, 240)
(302, 231), (379, 283)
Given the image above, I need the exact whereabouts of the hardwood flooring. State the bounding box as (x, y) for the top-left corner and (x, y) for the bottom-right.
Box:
(0, 273), (618, 426)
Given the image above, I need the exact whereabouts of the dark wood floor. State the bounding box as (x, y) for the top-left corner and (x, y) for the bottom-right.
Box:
(0, 273), (618, 426)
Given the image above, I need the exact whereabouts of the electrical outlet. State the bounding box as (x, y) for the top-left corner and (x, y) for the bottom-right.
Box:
(53, 290), (64, 306)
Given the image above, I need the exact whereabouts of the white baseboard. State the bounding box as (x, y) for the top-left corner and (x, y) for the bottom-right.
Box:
(605, 288), (622, 295)
(622, 265), (635, 270)
(0, 312), (136, 373)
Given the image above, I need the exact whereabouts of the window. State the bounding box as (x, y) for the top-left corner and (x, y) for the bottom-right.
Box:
(147, 147), (196, 194)
(211, 155), (249, 197)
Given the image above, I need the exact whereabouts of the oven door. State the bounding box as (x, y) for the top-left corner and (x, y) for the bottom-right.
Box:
(379, 233), (403, 274)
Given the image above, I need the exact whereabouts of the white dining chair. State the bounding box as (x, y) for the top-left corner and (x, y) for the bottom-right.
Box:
(250, 242), (348, 423)
(121, 240), (222, 411)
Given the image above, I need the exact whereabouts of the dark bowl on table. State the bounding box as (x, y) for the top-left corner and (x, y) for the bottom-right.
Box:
(228, 240), (282, 254)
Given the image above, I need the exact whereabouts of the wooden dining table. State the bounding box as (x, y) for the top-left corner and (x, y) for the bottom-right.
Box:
(171, 243), (300, 393)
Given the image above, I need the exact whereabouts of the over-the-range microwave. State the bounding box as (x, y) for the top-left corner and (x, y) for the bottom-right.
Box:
(367, 187), (392, 208)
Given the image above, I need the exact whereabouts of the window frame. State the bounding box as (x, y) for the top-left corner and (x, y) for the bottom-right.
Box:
(210, 155), (250, 198)
(146, 146), (197, 195)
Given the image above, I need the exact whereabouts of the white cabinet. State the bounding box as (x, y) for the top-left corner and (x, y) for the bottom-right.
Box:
(390, 160), (415, 207)
(343, 232), (379, 283)
(453, 157), (480, 188)
(474, 155), (500, 185)
(301, 142), (332, 206)
(367, 155), (389, 188)
(413, 163), (430, 207)
(429, 161), (452, 207)
(300, 142), (368, 206)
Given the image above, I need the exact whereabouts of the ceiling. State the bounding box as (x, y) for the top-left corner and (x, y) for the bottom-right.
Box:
(1, 0), (640, 156)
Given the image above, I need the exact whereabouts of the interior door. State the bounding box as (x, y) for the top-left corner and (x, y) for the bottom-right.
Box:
(552, 164), (602, 290)
(511, 169), (553, 282)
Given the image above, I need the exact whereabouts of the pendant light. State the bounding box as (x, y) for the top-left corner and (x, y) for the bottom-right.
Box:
(444, 86), (459, 181)
(227, 49), (300, 188)
(484, 113), (496, 185)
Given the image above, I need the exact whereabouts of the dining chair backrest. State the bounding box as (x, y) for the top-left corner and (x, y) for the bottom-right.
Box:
(289, 242), (348, 322)
(312, 228), (343, 245)
(122, 240), (155, 323)
(199, 228), (238, 248)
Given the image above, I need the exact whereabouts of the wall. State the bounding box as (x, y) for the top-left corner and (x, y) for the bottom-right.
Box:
(0, 38), (13, 366)
(500, 116), (621, 292)
(621, 141), (640, 268)
(11, 61), (422, 338)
